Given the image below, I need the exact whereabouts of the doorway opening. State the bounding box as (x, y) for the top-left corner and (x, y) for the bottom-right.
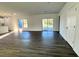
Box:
(42, 19), (53, 31)
(18, 19), (28, 32)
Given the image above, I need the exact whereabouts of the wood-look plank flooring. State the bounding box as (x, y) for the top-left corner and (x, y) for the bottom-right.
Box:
(0, 31), (78, 57)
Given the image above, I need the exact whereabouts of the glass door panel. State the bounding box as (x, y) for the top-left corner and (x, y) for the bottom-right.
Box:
(18, 19), (23, 28)
(42, 19), (48, 30)
(47, 19), (53, 31)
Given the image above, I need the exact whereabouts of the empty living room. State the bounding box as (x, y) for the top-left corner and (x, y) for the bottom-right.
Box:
(0, 1), (79, 58)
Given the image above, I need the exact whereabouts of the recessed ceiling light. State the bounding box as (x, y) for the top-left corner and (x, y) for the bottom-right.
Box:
(13, 13), (16, 15)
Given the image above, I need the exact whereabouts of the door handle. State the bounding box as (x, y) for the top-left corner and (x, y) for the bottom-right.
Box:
(74, 26), (75, 28)
(66, 27), (68, 29)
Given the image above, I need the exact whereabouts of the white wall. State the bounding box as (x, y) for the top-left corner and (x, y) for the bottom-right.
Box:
(27, 14), (59, 31)
(59, 2), (79, 56)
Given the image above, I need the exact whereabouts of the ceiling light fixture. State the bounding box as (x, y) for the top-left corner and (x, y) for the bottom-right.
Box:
(13, 13), (16, 15)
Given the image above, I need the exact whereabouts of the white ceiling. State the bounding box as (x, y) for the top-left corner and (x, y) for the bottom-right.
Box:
(0, 2), (66, 15)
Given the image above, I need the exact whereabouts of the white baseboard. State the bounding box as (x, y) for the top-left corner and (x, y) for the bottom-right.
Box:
(0, 31), (14, 39)
(23, 28), (42, 31)
(23, 28), (59, 31)
(73, 48), (79, 56)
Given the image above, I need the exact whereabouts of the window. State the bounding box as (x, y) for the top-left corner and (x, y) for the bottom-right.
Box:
(23, 19), (28, 28)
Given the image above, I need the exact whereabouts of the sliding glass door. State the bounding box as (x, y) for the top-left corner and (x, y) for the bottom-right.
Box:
(42, 19), (53, 31)
(18, 19), (28, 32)
(18, 19), (23, 29)
(18, 19), (28, 29)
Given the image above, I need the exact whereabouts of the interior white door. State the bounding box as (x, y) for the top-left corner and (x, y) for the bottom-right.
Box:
(73, 16), (79, 55)
(73, 6), (79, 56)
(66, 15), (76, 47)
